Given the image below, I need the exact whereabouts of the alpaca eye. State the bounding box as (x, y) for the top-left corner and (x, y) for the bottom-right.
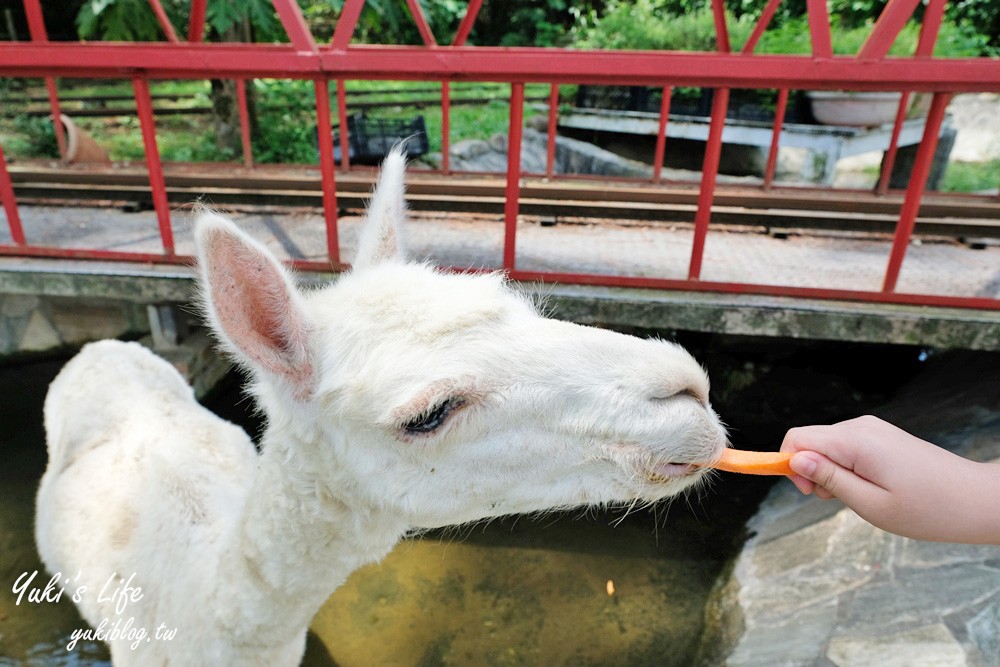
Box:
(402, 398), (464, 435)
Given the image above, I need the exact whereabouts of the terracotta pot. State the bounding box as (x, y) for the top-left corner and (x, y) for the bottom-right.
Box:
(60, 114), (111, 164)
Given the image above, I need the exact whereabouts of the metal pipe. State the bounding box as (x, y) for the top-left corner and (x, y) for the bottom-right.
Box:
(132, 77), (175, 256)
(0, 144), (25, 245)
(441, 81), (451, 174)
(875, 91), (911, 195)
(688, 88), (730, 280)
(545, 84), (559, 179)
(652, 86), (672, 184)
(503, 83), (525, 271)
(336, 79), (350, 172)
(146, 0), (180, 43)
(314, 79), (341, 266)
(763, 88), (789, 190)
(236, 78), (254, 168)
(882, 92), (951, 292)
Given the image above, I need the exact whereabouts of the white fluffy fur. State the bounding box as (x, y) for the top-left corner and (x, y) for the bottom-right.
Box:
(35, 148), (728, 666)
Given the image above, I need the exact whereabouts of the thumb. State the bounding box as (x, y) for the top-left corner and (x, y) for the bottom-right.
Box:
(790, 451), (884, 507)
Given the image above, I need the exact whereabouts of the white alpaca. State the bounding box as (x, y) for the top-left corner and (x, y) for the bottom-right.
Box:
(35, 149), (727, 666)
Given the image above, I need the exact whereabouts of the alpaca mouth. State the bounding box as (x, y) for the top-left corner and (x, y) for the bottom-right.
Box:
(644, 462), (701, 483)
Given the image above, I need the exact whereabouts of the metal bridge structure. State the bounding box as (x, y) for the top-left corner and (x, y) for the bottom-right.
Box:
(1, 0), (999, 321)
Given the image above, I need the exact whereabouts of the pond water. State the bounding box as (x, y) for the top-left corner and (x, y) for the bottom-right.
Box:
(0, 333), (923, 666)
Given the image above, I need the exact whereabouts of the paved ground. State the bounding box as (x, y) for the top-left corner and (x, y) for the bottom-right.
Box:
(2, 204), (998, 301)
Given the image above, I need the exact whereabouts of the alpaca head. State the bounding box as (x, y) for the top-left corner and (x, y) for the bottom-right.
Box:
(195, 150), (727, 530)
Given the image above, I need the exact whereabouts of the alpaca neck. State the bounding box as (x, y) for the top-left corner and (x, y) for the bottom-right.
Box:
(220, 428), (407, 647)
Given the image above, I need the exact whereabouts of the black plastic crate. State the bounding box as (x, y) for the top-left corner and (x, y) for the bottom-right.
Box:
(332, 113), (429, 165)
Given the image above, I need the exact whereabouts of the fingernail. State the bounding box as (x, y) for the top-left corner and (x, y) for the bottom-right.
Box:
(790, 452), (818, 477)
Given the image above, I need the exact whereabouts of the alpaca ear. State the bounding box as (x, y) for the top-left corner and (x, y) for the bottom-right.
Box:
(194, 211), (315, 401)
(354, 146), (407, 269)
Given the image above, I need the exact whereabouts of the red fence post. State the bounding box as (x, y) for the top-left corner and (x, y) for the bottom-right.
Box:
(22, 0), (66, 160)
(442, 81), (451, 174)
(188, 0), (207, 42)
(503, 83), (525, 272)
(236, 78), (254, 168)
(133, 77), (175, 256)
(314, 79), (341, 266)
(146, 0), (180, 42)
(0, 144), (26, 246)
(763, 88), (789, 190)
(882, 92), (951, 292)
(688, 88), (730, 280)
(875, 91), (911, 195)
(336, 80), (350, 172)
(652, 86), (672, 184)
(545, 83), (559, 179)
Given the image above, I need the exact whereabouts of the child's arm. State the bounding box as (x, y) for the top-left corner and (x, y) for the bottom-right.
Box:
(781, 415), (1000, 545)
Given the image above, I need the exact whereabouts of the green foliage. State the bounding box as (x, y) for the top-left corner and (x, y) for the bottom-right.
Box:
(6, 116), (59, 159)
(76, 0), (280, 42)
(947, 0), (1000, 55)
(754, 16), (991, 57)
(572, 0), (754, 51)
(77, 0), (188, 41)
(941, 160), (1000, 193)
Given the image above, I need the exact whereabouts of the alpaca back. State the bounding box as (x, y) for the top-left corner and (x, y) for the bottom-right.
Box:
(36, 340), (258, 663)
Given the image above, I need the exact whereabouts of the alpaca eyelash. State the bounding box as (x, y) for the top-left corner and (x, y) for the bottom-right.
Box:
(402, 397), (466, 435)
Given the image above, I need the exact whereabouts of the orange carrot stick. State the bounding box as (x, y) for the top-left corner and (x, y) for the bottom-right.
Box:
(701, 449), (794, 476)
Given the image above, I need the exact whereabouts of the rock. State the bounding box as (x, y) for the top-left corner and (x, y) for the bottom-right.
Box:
(714, 352), (1000, 666)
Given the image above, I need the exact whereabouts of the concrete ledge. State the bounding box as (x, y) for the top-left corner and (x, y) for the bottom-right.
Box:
(542, 284), (1000, 351)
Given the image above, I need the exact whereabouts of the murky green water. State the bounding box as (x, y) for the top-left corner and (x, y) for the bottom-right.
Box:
(0, 335), (917, 666)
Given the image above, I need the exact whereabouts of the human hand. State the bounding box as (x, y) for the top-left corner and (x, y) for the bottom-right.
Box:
(781, 415), (1000, 545)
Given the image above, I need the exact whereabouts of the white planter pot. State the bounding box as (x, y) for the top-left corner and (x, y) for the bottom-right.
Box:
(807, 91), (908, 127)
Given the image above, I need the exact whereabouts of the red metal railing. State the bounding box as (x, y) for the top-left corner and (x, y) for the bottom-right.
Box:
(1, 0), (999, 311)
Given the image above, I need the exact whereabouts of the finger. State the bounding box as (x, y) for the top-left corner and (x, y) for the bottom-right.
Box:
(790, 451), (886, 509)
(788, 474), (815, 495)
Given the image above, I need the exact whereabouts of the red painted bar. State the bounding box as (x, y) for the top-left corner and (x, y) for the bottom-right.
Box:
(336, 80), (350, 172)
(442, 82), (451, 174)
(882, 92), (951, 292)
(509, 269), (1000, 312)
(22, 0), (45, 39)
(503, 83), (525, 271)
(545, 84), (559, 179)
(452, 0), (484, 46)
(806, 0), (833, 58)
(0, 144), (26, 245)
(763, 88), (789, 190)
(132, 77), (175, 256)
(916, 0), (946, 56)
(313, 79), (341, 266)
(857, 0), (920, 60)
(741, 0), (783, 54)
(188, 0), (207, 42)
(652, 86), (672, 184)
(875, 91), (911, 195)
(710, 0), (731, 52)
(688, 88), (730, 280)
(147, 0), (180, 43)
(405, 0), (438, 47)
(5, 44), (1000, 90)
(0, 244), (190, 264)
(272, 0), (318, 52)
(330, 0), (365, 50)
(236, 78), (254, 168)
(44, 78), (67, 160)
(22, 0), (67, 159)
